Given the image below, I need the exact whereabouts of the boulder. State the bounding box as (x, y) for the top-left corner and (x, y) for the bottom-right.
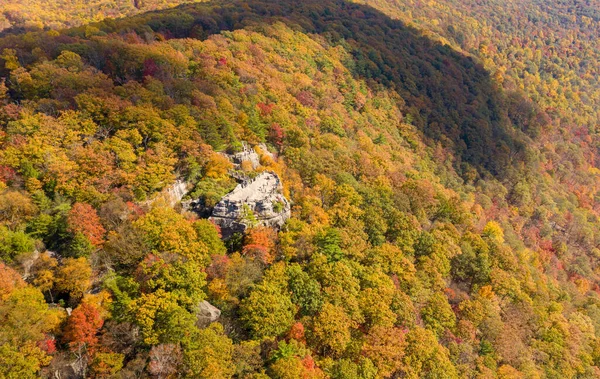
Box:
(197, 300), (221, 325)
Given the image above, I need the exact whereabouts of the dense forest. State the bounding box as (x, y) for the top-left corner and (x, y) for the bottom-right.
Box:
(0, 0), (204, 32)
(2, 0), (600, 378)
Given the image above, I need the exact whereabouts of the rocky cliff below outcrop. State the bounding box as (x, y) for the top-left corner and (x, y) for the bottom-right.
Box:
(143, 179), (190, 208)
(209, 171), (291, 237)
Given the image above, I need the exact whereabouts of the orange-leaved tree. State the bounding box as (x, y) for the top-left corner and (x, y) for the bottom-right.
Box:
(67, 203), (106, 247)
(63, 302), (104, 356)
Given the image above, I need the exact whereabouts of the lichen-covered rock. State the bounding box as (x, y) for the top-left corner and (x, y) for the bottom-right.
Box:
(210, 171), (291, 237)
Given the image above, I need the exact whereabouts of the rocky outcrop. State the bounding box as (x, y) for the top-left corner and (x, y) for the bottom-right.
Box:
(230, 144), (261, 169)
(210, 171), (291, 237)
(197, 300), (221, 326)
(228, 143), (274, 170)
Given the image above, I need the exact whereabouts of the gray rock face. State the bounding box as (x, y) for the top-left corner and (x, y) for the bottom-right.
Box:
(144, 179), (191, 208)
(197, 300), (221, 325)
(164, 179), (190, 206)
(210, 171), (291, 237)
(230, 143), (261, 169)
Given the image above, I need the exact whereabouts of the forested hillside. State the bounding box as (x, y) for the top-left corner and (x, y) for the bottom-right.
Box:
(1, 0), (600, 378)
(0, 0), (203, 32)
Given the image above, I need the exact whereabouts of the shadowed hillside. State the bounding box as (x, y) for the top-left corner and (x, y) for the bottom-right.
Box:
(1, 0), (530, 178)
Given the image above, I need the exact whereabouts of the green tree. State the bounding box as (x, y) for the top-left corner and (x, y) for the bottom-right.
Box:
(402, 327), (458, 379)
(136, 254), (207, 310)
(287, 264), (323, 316)
(308, 303), (353, 357)
(421, 292), (456, 337)
(184, 323), (234, 378)
(452, 232), (492, 287)
(0, 227), (35, 264)
(194, 219), (227, 256)
(128, 289), (197, 346)
(240, 280), (295, 339)
(134, 206), (210, 265)
(315, 228), (343, 262)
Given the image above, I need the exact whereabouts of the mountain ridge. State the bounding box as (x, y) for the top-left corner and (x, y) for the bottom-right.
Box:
(0, 0), (600, 378)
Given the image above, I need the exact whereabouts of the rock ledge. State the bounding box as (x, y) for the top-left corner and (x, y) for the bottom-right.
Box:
(209, 171), (291, 237)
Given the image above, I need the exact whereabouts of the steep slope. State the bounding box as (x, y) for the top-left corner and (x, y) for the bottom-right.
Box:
(41, 0), (528, 178)
(0, 0), (600, 378)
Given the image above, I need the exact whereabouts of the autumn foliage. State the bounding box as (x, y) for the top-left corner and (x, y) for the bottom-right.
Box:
(1, 0), (600, 377)
(67, 203), (106, 247)
(63, 303), (104, 354)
